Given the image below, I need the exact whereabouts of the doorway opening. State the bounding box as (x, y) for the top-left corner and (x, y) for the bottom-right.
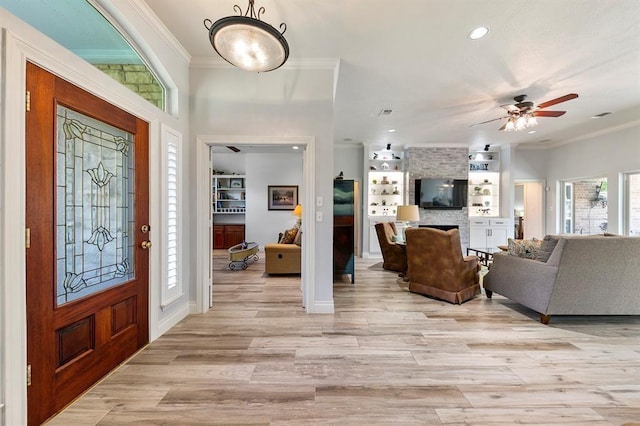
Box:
(513, 180), (545, 239)
(209, 145), (304, 307)
(196, 136), (316, 314)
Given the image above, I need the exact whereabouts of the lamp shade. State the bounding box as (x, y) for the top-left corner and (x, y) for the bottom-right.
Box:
(396, 205), (420, 222)
(292, 204), (302, 217)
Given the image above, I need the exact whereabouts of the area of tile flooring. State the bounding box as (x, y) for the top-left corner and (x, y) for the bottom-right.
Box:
(48, 250), (640, 425)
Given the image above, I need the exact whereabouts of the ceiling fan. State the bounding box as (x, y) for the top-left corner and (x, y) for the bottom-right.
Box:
(472, 93), (579, 131)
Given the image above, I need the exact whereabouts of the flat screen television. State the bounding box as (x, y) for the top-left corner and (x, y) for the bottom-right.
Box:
(415, 178), (468, 210)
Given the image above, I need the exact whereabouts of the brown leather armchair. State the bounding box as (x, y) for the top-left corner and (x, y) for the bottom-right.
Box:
(374, 222), (407, 273)
(405, 227), (480, 304)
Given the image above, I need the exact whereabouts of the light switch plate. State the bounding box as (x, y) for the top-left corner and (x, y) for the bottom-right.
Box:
(316, 212), (323, 222)
(316, 196), (323, 207)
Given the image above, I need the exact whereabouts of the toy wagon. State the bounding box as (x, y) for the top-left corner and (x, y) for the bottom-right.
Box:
(227, 241), (259, 270)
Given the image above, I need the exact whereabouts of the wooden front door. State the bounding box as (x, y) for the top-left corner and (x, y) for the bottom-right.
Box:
(25, 63), (149, 425)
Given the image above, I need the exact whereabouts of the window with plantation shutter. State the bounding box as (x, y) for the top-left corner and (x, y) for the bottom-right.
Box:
(161, 126), (183, 306)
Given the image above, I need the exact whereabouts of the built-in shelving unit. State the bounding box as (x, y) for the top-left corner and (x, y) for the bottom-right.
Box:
(468, 150), (500, 217)
(213, 175), (246, 214)
(367, 148), (405, 218)
(368, 172), (404, 217)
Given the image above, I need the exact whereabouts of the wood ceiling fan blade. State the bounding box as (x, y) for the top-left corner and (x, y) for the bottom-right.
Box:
(537, 93), (578, 109)
(470, 116), (508, 127)
(534, 110), (566, 118)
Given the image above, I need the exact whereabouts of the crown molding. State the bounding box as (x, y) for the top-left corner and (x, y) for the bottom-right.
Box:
(126, 0), (192, 64)
(518, 119), (640, 150)
(190, 56), (339, 71)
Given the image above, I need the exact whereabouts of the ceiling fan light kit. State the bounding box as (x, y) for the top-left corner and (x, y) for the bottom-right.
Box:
(204, 0), (289, 72)
(472, 93), (579, 132)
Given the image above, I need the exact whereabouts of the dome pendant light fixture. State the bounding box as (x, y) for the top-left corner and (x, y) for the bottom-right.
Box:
(204, 0), (289, 72)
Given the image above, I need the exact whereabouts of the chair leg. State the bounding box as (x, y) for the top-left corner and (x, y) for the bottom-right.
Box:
(539, 314), (551, 325)
(485, 290), (492, 299)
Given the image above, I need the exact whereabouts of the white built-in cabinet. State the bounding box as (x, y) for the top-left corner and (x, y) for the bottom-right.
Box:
(469, 218), (511, 248)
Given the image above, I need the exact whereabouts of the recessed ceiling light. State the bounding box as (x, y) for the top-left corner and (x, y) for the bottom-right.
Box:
(469, 26), (489, 40)
(292, 146), (299, 150)
(528, 130), (536, 134)
(343, 138), (353, 142)
(388, 129), (396, 133)
(591, 112), (612, 119)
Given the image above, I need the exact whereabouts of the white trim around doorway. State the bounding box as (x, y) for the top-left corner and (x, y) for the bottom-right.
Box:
(195, 135), (316, 314)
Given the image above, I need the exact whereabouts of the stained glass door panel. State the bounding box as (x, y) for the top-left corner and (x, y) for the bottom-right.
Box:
(26, 62), (149, 425)
(56, 106), (135, 305)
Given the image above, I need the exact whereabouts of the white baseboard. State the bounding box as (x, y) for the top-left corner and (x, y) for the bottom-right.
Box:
(157, 302), (190, 336)
(189, 301), (200, 314)
(308, 300), (334, 314)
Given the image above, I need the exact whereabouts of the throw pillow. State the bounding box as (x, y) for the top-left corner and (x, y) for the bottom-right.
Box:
(507, 238), (541, 259)
(280, 228), (298, 244)
(534, 235), (559, 262)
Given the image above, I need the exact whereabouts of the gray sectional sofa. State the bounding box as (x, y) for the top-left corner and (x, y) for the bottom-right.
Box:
(483, 234), (640, 324)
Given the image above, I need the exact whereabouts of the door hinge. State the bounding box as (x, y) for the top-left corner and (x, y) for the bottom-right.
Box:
(26, 228), (31, 249)
(26, 90), (31, 112)
(27, 364), (32, 386)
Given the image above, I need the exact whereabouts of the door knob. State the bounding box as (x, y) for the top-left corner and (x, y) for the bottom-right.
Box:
(141, 240), (152, 249)
(141, 224), (150, 233)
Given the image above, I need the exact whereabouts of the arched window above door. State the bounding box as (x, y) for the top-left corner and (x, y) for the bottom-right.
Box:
(1, 0), (167, 111)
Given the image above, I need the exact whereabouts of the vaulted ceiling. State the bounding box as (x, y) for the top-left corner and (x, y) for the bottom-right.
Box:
(145, 0), (640, 150)
(4, 0), (638, 150)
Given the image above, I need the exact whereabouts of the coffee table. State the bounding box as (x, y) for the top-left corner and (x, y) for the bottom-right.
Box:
(466, 247), (501, 266)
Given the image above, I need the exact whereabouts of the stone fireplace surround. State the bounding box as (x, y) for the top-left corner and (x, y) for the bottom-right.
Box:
(406, 147), (470, 248)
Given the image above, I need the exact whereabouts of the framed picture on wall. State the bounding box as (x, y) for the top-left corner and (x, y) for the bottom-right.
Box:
(268, 185), (298, 210)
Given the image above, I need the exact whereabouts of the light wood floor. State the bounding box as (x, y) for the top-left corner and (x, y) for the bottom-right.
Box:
(48, 250), (640, 425)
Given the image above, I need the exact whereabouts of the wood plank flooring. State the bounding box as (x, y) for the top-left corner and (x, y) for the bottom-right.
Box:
(47, 250), (640, 425)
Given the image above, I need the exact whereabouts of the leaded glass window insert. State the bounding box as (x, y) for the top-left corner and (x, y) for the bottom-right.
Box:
(56, 105), (135, 306)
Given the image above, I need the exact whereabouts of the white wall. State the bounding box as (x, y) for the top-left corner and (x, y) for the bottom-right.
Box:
(246, 153), (303, 246)
(190, 66), (335, 309)
(0, 3), (191, 423)
(545, 124), (640, 234)
(211, 152), (246, 175)
(513, 148), (548, 180)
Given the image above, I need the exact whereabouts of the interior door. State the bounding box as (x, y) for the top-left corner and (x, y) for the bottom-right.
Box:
(25, 63), (149, 425)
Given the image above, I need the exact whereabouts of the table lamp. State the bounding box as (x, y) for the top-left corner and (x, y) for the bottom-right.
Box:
(292, 204), (302, 226)
(396, 205), (420, 242)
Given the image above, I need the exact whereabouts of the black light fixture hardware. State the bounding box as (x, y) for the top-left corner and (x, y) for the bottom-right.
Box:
(484, 144), (490, 152)
(204, 0), (289, 72)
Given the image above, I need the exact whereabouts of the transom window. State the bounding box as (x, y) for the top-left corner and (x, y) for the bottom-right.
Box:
(1, 0), (166, 110)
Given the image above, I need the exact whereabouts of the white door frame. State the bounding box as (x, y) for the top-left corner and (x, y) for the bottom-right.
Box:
(195, 135), (316, 314)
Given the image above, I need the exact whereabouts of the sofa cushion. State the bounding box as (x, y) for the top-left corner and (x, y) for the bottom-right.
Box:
(279, 228), (298, 244)
(534, 235), (559, 262)
(507, 238), (541, 259)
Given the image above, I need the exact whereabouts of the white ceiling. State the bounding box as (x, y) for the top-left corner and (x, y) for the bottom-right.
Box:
(145, 0), (640, 151)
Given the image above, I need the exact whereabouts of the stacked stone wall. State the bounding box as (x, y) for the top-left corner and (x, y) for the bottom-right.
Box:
(94, 64), (163, 109)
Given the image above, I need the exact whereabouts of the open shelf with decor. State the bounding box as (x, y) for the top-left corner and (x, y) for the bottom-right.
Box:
(368, 148), (404, 173)
(213, 175), (246, 214)
(368, 171), (404, 218)
(468, 150), (500, 217)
